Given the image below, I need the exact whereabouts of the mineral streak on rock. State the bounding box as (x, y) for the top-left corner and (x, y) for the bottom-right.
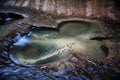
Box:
(0, 0), (120, 21)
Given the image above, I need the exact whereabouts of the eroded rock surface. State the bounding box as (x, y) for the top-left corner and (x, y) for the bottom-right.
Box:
(0, 0), (120, 80)
(0, 0), (120, 21)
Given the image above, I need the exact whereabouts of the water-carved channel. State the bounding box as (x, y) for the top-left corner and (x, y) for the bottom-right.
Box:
(9, 21), (109, 66)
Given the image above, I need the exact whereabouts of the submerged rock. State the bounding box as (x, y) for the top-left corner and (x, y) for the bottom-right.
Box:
(9, 21), (108, 66)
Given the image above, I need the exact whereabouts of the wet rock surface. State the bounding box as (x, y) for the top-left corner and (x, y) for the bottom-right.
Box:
(0, 51), (120, 80)
(0, 19), (120, 80)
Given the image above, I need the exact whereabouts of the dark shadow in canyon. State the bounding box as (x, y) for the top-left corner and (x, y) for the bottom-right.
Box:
(0, 12), (24, 25)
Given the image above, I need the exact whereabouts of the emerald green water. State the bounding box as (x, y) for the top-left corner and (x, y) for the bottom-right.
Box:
(10, 21), (108, 66)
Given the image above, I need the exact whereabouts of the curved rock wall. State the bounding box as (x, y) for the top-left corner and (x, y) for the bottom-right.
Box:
(0, 0), (120, 21)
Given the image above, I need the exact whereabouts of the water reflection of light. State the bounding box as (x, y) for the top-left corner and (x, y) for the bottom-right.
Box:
(10, 21), (108, 66)
(13, 36), (30, 47)
(15, 42), (73, 65)
(5, 18), (12, 21)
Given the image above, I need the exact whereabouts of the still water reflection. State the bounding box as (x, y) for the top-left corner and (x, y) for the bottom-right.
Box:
(10, 21), (108, 66)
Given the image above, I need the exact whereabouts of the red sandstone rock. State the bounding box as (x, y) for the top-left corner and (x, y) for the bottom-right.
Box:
(0, 0), (119, 21)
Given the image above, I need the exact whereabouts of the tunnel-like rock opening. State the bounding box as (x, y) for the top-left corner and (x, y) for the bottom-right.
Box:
(0, 12), (24, 24)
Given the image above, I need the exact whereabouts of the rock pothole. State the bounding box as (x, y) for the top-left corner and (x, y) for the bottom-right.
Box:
(9, 21), (109, 66)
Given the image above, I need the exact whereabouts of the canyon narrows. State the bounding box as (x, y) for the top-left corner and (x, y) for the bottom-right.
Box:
(0, 0), (120, 80)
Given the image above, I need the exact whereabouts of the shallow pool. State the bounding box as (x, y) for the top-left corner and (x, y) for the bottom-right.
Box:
(10, 21), (108, 66)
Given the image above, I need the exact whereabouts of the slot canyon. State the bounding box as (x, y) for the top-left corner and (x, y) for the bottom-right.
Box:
(0, 0), (120, 80)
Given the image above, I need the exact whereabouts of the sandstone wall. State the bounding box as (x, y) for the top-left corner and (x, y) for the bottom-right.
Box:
(0, 0), (120, 21)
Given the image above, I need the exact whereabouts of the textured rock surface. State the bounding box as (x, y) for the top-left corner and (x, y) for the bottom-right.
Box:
(0, 0), (120, 21)
(0, 0), (120, 80)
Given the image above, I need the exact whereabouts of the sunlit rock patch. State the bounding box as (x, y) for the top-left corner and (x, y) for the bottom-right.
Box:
(9, 21), (108, 66)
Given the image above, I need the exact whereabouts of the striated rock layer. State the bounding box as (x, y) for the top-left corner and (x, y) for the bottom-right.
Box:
(0, 0), (120, 21)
